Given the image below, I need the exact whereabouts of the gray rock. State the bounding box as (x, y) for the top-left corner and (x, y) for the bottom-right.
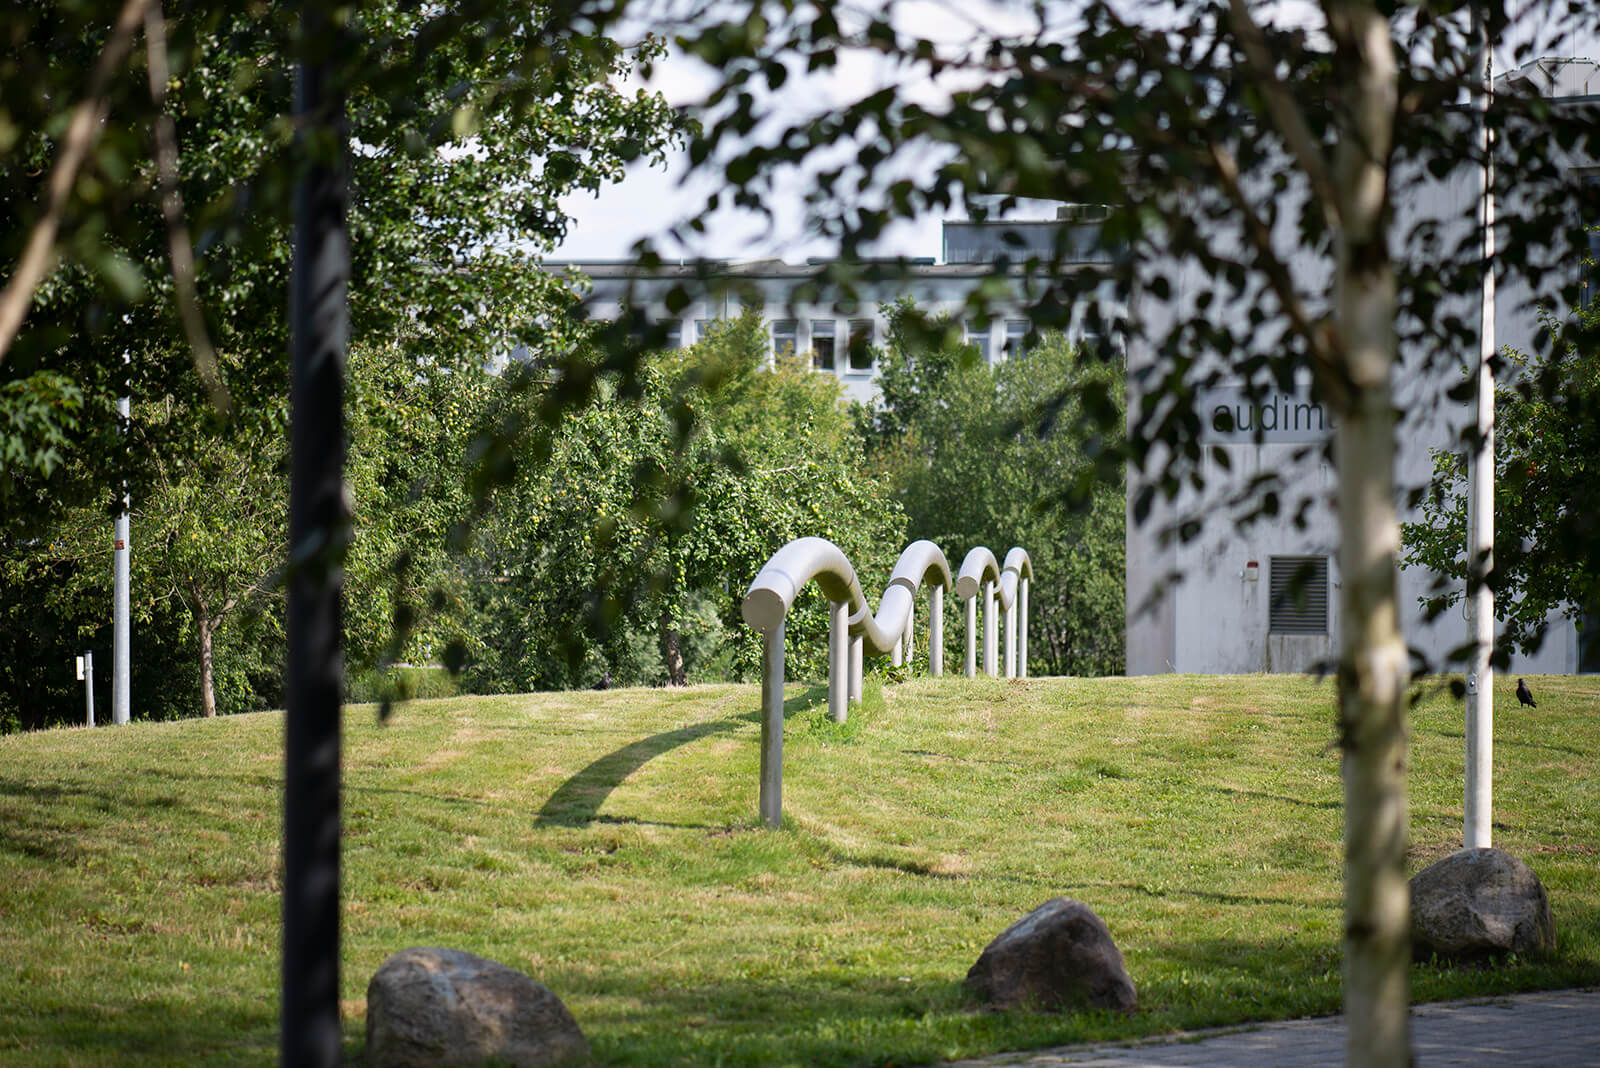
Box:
(1411, 847), (1556, 961)
(366, 947), (589, 1067)
(965, 898), (1137, 1013)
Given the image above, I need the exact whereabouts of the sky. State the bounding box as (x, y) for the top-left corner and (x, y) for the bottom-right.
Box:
(549, 0), (1054, 264)
(547, 0), (1598, 266)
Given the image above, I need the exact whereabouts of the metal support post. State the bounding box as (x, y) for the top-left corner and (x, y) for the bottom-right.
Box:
(965, 595), (977, 677)
(849, 635), (863, 702)
(983, 580), (998, 677)
(1004, 593), (1017, 678)
(759, 623), (785, 828)
(828, 599), (848, 723)
(284, 19), (348, 1065)
(82, 651), (95, 726)
(1464, 19), (1495, 851)
(1019, 577), (1029, 678)
(929, 584), (943, 677)
(113, 355), (130, 726)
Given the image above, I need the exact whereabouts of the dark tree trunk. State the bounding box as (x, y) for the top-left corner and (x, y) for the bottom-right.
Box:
(660, 604), (686, 686)
(283, 17), (348, 1067)
(197, 615), (217, 718)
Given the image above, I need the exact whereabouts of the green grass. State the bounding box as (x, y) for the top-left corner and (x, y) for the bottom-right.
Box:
(1, 673), (1597, 1066)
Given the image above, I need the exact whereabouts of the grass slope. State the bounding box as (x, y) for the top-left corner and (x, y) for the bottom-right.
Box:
(1, 674), (1597, 1066)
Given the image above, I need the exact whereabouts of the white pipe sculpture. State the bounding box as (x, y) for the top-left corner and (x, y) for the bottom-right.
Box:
(1000, 547), (1034, 679)
(956, 547), (1000, 678)
(957, 546), (1033, 679)
(742, 537), (953, 827)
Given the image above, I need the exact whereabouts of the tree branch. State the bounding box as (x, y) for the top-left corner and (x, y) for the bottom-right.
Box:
(1227, 0), (1341, 228)
(0, 0), (159, 363)
(1204, 138), (1348, 407)
(145, 0), (233, 417)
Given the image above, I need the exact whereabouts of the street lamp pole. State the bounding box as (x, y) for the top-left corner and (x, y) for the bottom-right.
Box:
(112, 350), (130, 725)
(1464, 10), (1495, 851)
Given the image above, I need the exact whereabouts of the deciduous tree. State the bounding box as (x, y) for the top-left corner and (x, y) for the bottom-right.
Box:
(1405, 302), (1600, 662)
(860, 302), (1125, 675)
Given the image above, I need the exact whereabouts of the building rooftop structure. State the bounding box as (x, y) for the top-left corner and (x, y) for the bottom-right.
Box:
(543, 205), (1124, 406)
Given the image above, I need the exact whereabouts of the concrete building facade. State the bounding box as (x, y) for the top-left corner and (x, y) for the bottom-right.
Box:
(1125, 58), (1599, 677)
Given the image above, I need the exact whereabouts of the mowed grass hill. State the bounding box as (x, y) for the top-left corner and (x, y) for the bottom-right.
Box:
(2, 674), (1597, 1066)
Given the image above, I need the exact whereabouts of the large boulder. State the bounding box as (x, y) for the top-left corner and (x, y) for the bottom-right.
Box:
(965, 898), (1137, 1013)
(366, 947), (589, 1068)
(1410, 848), (1556, 961)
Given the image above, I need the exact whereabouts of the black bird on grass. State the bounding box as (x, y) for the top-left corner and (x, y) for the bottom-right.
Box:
(1516, 678), (1537, 708)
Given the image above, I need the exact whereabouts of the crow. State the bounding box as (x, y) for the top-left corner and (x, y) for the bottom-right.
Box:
(1516, 678), (1536, 708)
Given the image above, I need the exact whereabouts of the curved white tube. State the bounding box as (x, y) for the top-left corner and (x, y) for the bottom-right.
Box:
(956, 547), (1001, 602)
(1003, 548), (1033, 679)
(958, 546), (1034, 679)
(742, 536), (955, 827)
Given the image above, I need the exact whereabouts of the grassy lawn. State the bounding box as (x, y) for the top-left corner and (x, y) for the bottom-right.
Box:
(1, 673), (1597, 1065)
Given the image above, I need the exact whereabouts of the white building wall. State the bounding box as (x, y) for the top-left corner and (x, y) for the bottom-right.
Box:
(1127, 60), (1598, 677)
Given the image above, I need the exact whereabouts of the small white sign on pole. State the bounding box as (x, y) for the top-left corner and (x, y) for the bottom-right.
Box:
(76, 656), (85, 681)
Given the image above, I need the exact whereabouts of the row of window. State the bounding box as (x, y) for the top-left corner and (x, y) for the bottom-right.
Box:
(771, 319), (877, 372)
(620, 315), (1107, 371)
(770, 318), (1045, 370)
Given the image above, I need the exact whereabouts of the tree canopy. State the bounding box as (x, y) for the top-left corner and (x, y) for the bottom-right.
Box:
(6, 2), (1600, 1064)
(859, 299), (1125, 676)
(1405, 300), (1600, 663)
(468, 311), (905, 692)
(0, 0), (683, 527)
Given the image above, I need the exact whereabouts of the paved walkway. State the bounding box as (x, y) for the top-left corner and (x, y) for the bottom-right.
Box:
(943, 988), (1600, 1067)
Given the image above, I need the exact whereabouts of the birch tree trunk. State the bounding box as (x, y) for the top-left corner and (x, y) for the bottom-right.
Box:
(1327, 3), (1410, 1064)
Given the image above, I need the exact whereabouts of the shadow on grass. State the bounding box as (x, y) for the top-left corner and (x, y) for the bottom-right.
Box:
(534, 684), (832, 828)
(1430, 729), (1589, 759)
(1212, 784), (1341, 812)
(0, 776), (218, 863)
(0, 997), (277, 1065)
(536, 712), (758, 827)
(513, 968), (1157, 1068)
(1062, 879), (1320, 909)
(785, 683), (830, 714)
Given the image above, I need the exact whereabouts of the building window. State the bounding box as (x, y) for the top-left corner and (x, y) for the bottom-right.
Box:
(772, 319), (797, 359)
(695, 319), (717, 345)
(847, 319), (875, 371)
(811, 319), (836, 371)
(1269, 556), (1329, 634)
(966, 320), (991, 362)
(660, 319), (682, 350)
(1003, 320), (1029, 360)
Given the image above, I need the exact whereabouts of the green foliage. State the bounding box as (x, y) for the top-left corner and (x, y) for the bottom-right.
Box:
(0, 2), (685, 727)
(467, 311), (905, 691)
(344, 340), (493, 678)
(666, 0), (1599, 570)
(1403, 303), (1600, 661)
(860, 306), (1126, 675)
(0, 371), (82, 485)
